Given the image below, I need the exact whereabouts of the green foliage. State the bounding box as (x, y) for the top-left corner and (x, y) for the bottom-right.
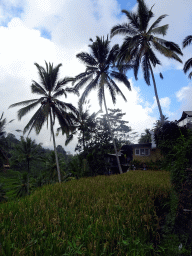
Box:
(0, 171), (175, 255)
(130, 160), (163, 170)
(74, 108), (134, 176)
(0, 183), (8, 202)
(101, 108), (132, 145)
(67, 155), (89, 179)
(12, 172), (29, 197)
(139, 129), (152, 143)
(10, 136), (41, 173)
(182, 35), (192, 79)
(155, 122), (192, 193)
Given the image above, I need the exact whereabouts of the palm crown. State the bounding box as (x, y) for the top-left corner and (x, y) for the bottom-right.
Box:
(111, 0), (183, 82)
(110, 0), (183, 123)
(73, 36), (131, 108)
(183, 35), (192, 79)
(9, 62), (78, 136)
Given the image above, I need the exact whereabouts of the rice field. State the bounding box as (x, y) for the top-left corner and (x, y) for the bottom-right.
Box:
(0, 170), (175, 255)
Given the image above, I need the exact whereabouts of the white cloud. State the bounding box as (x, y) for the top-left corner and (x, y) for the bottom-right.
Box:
(86, 79), (157, 141)
(1, 0), (192, 152)
(176, 84), (192, 112)
(0, 18), (81, 153)
(21, 0), (122, 49)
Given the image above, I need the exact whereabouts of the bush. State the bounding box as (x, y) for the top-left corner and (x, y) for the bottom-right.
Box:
(130, 160), (163, 170)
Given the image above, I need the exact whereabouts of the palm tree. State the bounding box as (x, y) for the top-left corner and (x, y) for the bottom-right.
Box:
(0, 112), (14, 170)
(9, 62), (78, 183)
(183, 35), (192, 79)
(13, 172), (29, 198)
(73, 36), (131, 174)
(138, 128), (152, 143)
(12, 136), (41, 194)
(110, 0), (183, 124)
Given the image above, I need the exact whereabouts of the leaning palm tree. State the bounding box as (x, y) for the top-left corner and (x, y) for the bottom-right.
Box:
(73, 36), (131, 174)
(183, 35), (192, 79)
(9, 62), (78, 183)
(111, 0), (183, 124)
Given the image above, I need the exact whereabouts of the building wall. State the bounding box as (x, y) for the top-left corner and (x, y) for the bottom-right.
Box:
(133, 147), (163, 162)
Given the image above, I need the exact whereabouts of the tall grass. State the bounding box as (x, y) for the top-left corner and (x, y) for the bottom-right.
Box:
(0, 171), (174, 255)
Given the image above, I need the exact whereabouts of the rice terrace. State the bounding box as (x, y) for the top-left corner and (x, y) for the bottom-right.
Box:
(0, 170), (173, 255)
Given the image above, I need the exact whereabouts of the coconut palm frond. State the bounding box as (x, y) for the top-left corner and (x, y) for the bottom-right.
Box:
(110, 23), (138, 38)
(182, 35), (192, 48)
(110, 71), (131, 90)
(152, 40), (183, 63)
(22, 105), (47, 135)
(53, 77), (74, 92)
(31, 81), (48, 96)
(150, 24), (169, 36)
(142, 54), (151, 85)
(55, 99), (78, 116)
(76, 52), (98, 66)
(183, 58), (192, 74)
(107, 76), (127, 102)
(73, 73), (93, 90)
(106, 80), (117, 105)
(148, 15), (168, 33)
(17, 98), (45, 120)
(80, 75), (100, 104)
(121, 10), (140, 30)
(9, 99), (40, 109)
(148, 47), (161, 67)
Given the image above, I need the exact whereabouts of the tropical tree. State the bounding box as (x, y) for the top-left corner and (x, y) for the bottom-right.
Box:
(13, 172), (29, 198)
(101, 108), (132, 145)
(9, 62), (78, 183)
(73, 36), (131, 174)
(183, 35), (192, 79)
(153, 114), (169, 132)
(59, 100), (99, 152)
(0, 183), (8, 202)
(138, 128), (151, 143)
(0, 112), (14, 169)
(110, 0), (183, 124)
(11, 136), (41, 194)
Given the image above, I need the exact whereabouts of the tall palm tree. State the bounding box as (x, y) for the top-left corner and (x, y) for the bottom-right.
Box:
(9, 62), (78, 183)
(73, 36), (131, 174)
(183, 35), (192, 79)
(110, 0), (183, 124)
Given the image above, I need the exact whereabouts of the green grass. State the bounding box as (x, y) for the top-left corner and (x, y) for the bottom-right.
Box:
(0, 170), (22, 200)
(0, 170), (190, 255)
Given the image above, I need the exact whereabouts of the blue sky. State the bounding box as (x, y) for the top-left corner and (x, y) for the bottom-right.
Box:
(0, 0), (192, 153)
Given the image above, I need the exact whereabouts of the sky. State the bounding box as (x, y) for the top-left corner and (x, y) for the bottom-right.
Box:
(0, 0), (192, 154)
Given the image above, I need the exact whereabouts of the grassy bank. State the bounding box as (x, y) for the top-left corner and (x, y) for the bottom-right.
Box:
(0, 170), (185, 255)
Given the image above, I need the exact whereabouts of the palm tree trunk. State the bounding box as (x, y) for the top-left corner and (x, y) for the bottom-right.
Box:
(50, 109), (61, 183)
(103, 91), (123, 174)
(149, 61), (164, 124)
